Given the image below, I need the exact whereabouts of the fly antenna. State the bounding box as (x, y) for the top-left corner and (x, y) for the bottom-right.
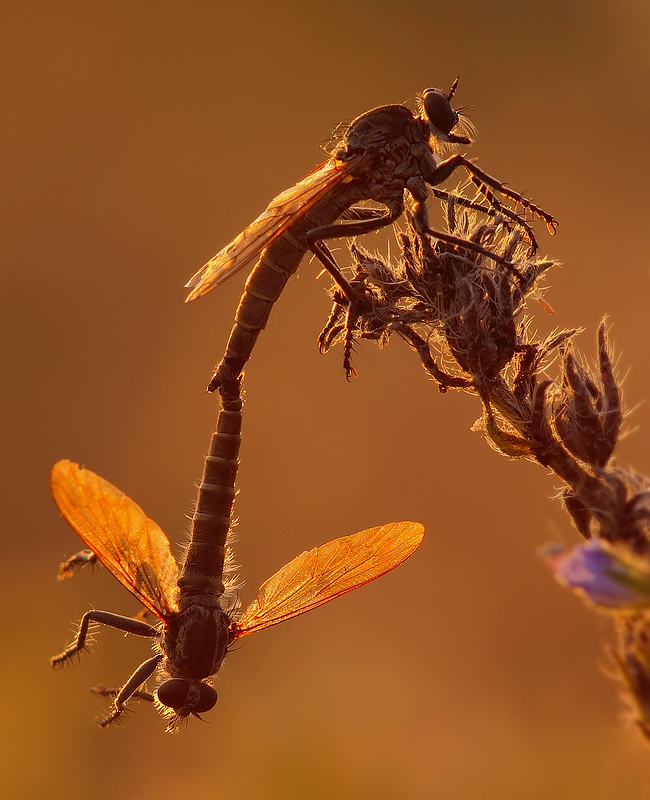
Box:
(446, 73), (460, 101)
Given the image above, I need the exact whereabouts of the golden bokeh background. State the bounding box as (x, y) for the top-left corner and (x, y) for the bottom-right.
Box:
(3, 1), (650, 798)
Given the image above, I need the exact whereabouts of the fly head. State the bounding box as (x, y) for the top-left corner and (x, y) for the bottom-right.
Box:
(420, 85), (473, 146)
(156, 678), (218, 717)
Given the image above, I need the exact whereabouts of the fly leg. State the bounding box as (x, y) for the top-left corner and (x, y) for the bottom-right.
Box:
(204, 205), (401, 394)
(306, 205), (403, 378)
(93, 654), (163, 727)
(310, 238), (381, 379)
(424, 154), (558, 236)
(51, 611), (162, 726)
(311, 240), (360, 379)
(50, 610), (158, 667)
(430, 188), (494, 222)
(306, 205), (402, 298)
(91, 686), (155, 704)
(318, 291), (346, 354)
(341, 304), (362, 380)
(407, 177), (524, 281)
(339, 206), (390, 223)
(466, 162), (558, 234)
(429, 188), (538, 252)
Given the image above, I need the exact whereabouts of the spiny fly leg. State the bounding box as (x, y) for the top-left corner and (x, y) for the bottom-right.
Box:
(50, 610), (158, 668)
(311, 239), (357, 303)
(310, 239), (364, 378)
(93, 654), (162, 728)
(464, 162), (558, 234)
(308, 205), (401, 243)
(424, 154), (558, 238)
(92, 685), (155, 704)
(431, 186), (539, 254)
(318, 284), (364, 380)
(432, 228), (523, 280)
(306, 204), (404, 377)
(316, 254), (384, 379)
(306, 203), (402, 295)
(465, 178), (542, 254)
(318, 294), (346, 354)
(339, 206), (388, 223)
(342, 304), (360, 380)
(427, 153), (558, 234)
(408, 192), (523, 280)
(430, 188), (494, 228)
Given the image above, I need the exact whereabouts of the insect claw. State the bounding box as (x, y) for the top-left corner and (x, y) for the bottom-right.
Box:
(526, 240), (538, 258)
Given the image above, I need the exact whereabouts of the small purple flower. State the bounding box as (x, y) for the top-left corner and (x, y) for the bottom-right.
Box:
(541, 539), (650, 611)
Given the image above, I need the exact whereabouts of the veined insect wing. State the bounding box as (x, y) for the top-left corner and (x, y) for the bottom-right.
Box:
(50, 460), (179, 619)
(232, 521), (425, 638)
(184, 158), (360, 302)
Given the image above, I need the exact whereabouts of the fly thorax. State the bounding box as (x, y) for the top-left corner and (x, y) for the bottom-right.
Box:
(163, 598), (231, 679)
(341, 104), (414, 154)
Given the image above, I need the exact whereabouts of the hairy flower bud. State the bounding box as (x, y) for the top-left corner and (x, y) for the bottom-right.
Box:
(552, 325), (621, 468)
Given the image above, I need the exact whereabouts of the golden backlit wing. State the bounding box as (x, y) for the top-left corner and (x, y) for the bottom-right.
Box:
(50, 460), (179, 620)
(233, 521), (425, 638)
(185, 156), (363, 302)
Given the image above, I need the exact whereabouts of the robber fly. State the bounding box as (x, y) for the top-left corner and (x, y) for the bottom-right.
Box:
(185, 80), (557, 393)
(50, 390), (424, 732)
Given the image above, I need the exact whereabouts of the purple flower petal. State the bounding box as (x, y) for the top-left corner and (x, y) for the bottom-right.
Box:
(541, 539), (650, 610)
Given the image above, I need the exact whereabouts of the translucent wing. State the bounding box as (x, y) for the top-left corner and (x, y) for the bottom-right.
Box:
(50, 460), (179, 620)
(233, 521), (424, 639)
(185, 156), (365, 302)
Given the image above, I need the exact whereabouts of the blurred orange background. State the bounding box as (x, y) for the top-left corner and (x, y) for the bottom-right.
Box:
(3, 1), (650, 798)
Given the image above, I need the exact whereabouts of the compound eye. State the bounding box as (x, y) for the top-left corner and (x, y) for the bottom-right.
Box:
(422, 88), (457, 134)
(156, 679), (190, 711)
(194, 684), (218, 713)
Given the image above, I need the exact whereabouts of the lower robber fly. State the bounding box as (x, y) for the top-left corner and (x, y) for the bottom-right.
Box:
(50, 386), (424, 732)
(185, 79), (557, 393)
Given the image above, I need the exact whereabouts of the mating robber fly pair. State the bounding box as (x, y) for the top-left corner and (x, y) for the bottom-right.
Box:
(51, 80), (555, 731)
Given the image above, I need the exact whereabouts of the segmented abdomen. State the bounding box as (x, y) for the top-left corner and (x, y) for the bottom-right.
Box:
(179, 393), (243, 593)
